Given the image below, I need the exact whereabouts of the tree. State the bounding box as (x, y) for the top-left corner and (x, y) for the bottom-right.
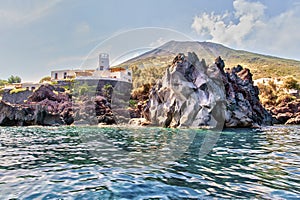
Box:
(39, 76), (51, 83)
(0, 79), (8, 86)
(8, 75), (21, 84)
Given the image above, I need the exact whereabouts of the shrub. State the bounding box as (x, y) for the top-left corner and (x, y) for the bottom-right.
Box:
(9, 88), (27, 94)
(282, 77), (299, 90)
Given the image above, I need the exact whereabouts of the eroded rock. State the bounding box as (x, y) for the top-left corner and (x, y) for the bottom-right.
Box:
(145, 53), (272, 128)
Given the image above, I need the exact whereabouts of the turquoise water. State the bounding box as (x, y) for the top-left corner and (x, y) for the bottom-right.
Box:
(0, 125), (299, 199)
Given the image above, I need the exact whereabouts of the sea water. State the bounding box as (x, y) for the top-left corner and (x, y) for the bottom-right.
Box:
(0, 125), (299, 199)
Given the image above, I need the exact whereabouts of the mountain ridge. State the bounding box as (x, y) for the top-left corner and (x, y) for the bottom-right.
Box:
(119, 40), (300, 80)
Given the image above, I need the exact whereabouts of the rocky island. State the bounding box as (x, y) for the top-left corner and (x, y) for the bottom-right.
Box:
(0, 53), (299, 128)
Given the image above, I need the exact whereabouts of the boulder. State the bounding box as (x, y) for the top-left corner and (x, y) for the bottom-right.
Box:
(128, 118), (151, 126)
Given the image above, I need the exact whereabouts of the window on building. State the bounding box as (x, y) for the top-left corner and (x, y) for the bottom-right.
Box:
(100, 66), (104, 70)
(64, 72), (67, 79)
(127, 72), (131, 76)
(54, 73), (58, 79)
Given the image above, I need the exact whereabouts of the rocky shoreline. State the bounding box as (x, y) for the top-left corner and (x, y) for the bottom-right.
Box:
(268, 100), (300, 125)
(0, 53), (299, 127)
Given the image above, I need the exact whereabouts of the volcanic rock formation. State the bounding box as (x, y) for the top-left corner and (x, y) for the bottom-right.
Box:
(145, 53), (272, 128)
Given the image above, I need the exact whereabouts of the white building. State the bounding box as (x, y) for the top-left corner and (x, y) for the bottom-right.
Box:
(51, 53), (132, 83)
(97, 53), (109, 71)
(90, 66), (132, 82)
(51, 69), (95, 81)
(3, 82), (41, 91)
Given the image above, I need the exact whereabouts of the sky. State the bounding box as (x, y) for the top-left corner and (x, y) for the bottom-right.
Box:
(0, 0), (299, 82)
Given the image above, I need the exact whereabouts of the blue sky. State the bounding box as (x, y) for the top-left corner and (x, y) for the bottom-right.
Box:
(0, 0), (299, 82)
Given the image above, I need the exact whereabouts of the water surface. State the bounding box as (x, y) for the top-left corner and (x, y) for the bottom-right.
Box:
(0, 125), (299, 199)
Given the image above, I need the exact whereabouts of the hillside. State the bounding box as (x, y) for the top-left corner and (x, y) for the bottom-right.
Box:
(119, 40), (300, 84)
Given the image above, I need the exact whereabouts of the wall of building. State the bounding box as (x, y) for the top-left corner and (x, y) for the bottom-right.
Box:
(74, 79), (132, 97)
(51, 70), (77, 80)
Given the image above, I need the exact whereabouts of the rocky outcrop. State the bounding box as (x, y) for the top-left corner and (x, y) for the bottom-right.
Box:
(0, 100), (65, 126)
(268, 100), (300, 124)
(0, 100), (35, 126)
(145, 53), (272, 128)
(2, 90), (33, 104)
(0, 85), (73, 126)
(223, 63), (272, 127)
(27, 85), (69, 103)
(147, 53), (226, 129)
(0, 83), (125, 126)
(73, 95), (116, 125)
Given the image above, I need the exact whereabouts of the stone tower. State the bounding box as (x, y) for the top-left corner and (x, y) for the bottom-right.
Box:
(97, 53), (109, 71)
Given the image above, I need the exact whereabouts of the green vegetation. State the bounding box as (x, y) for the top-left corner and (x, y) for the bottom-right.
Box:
(102, 84), (113, 101)
(225, 53), (300, 80)
(131, 83), (152, 101)
(120, 41), (300, 86)
(0, 79), (8, 87)
(257, 77), (299, 107)
(8, 75), (21, 84)
(129, 64), (166, 89)
(9, 88), (27, 94)
(129, 99), (138, 107)
(73, 82), (97, 97)
(282, 77), (300, 90)
(39, 76), (51, 83)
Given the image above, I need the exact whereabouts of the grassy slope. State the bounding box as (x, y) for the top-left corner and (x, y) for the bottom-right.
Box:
(119, 41), (300, 81)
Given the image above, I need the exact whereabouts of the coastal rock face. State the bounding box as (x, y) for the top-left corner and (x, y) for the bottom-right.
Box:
(73, 95), (116, 125)
(269, 100), (300, 124)
(0, 100), (65, 126)
(147, 52), (226, 129)
(0, 100), (35, 126)
(2, 90), (33, 104)
(0, 85), (73, 126)
(223, 64), (272, 127)
(146, 53), (272, 128)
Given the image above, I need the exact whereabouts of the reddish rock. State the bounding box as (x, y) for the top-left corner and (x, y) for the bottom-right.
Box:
(276, 112), (294, 124)
(0, 85), (73, 126)
(285, 116), (300, 125)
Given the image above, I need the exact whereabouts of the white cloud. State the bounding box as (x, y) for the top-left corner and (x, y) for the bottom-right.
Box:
(149, 37), (168, 47)
(191, 0), (300, 59)
(0, 0), (61, 28)
(75, 22), (91, 35)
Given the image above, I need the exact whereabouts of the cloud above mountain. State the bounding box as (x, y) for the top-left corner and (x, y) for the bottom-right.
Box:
(191, 0), (300, 59)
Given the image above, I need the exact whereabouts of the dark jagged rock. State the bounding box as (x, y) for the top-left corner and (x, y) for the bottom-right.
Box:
(27, 84), (69, 103)
(147, 52), (226, 129)
(0, 100), (65, 126)
(145, 53), (272, 128)
(224, 63), (272, 127)
(72, 95), (116, 125)
(0, 85), (73, 126)
(2, 90), (33, 104)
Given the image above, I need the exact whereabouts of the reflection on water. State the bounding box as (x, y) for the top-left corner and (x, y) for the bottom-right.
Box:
(0, 125), (299, 199)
